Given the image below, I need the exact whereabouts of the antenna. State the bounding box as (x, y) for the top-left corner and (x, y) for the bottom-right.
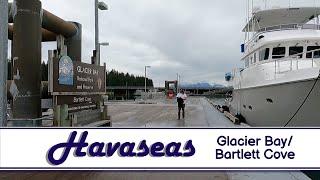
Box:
(289, 0), (291, 8)
(251, 0), (254, 38)
(244, 0), (247, 43)
(245, 0), (249, 43)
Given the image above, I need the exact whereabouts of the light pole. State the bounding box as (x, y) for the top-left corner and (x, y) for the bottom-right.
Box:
(176, 73), (179, 92)
(144, 66), (151, 93)
(176, 73), (181, 92)
(99, 42), (109, 63)
(95, 0), (108, 66)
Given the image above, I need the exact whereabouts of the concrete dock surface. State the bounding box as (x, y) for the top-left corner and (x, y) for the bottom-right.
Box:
(0, 97), (311, 180)
(109, 97), (237, 127)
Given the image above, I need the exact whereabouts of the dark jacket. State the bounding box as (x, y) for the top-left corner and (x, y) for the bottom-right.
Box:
(177, 97), (184, 107)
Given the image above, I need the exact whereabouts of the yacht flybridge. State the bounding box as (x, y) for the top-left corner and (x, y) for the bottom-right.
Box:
(226, 7), (320, 126)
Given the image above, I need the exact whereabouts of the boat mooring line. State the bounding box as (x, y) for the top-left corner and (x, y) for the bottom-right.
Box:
(284, 71), (320, 127)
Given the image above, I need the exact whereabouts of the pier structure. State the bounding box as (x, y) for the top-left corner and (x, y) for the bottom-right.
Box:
(165, 80), (178, 98)
(7, 0), (82, 121)
(106, 86), (154, 100)
(4, 0), (108, 127)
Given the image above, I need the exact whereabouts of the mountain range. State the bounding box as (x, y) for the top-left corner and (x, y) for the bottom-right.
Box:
(179, 82), (225, 89)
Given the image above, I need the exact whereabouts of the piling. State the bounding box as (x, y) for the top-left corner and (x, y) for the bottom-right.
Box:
(65, 22), (82, 62)
(0, 0), (8, 126)
(60, 104), (69, 127)
(12, 0), (42, 120)
(53, 105), (61, 127)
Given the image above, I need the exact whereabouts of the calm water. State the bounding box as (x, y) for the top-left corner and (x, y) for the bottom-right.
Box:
(208, 97), (227, 105)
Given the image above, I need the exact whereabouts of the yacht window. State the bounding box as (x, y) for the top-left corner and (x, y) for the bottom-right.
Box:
(245, 59), (249, 68)
(259, 48), (270, 61)
(307, 46), (320, 58)
(272, 47), (286, 59)
(289, 46), (303, 58)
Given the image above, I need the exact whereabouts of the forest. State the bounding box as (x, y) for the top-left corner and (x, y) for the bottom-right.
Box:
(7, 60), (154, 87)
(106, 69), (153, 87)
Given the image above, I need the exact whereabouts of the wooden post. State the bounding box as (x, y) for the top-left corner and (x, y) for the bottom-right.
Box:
(101, 105), (108, 119)
(60, 104), (69, 126)
(53, 105), (61, 127)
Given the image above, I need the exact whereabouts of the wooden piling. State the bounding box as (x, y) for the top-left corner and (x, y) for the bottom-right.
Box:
(53, 105), (61, 127)
(60, 104), (70, 127)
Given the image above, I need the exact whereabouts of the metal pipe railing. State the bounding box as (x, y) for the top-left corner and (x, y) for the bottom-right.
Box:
(244, 48), (320, 79)
(244, 23), (320, 52)
(272, 48), (320, 75)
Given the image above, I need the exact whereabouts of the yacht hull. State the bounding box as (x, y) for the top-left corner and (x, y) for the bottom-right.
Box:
(229, 78), (320, 127)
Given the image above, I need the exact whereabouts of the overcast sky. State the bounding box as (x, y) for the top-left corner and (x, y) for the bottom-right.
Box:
(8, 0), (320, 86)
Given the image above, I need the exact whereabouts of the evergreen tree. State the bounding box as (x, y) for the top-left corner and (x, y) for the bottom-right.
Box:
(106, 69), (154, 87)
(7, 60), (154, 88)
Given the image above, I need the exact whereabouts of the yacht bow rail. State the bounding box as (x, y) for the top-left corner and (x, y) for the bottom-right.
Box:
(272, 48), (320, 76)
(257, 23), (320, 33)
(244, 23), (320, 51)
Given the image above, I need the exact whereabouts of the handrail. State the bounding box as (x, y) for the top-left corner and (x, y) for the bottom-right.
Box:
(242, 48), (320, 76)
(257, 23), (320, 33)
(8, 115), (53, 121)
(274, 47), (320, 62)
(271, 48), (320, 76)
(244, 23), (320, 52)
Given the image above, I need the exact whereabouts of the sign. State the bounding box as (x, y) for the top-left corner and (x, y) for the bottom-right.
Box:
(56, 95), (101, 112)
(58, 56), (74, 86)
(0, 128), (319, 171)
(51, 56), (106, 95)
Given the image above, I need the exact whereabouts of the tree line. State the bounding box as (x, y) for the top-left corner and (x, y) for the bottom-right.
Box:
(7, 60), (154, 87)
(107, 69), (153, 87)
(7, 61), (48, 81)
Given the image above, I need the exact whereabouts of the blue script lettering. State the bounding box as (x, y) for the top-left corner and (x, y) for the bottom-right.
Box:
(47, 131), (88, 165)
(47, 131), (196, 166)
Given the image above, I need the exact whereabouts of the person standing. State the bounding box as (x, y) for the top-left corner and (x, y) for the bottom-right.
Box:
(177, 90), (187, 120)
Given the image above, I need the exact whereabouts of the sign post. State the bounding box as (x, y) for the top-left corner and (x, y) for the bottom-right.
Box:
(49, 55), (106, 126)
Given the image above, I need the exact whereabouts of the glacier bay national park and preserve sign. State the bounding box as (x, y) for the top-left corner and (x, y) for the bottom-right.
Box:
(49, 55), (106, 111)
(50, 56), (106, 95)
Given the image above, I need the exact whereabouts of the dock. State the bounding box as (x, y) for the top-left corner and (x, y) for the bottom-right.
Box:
(106, 97), (309, 180)
(0, 97), (310, 180)
(109, 97), (239, 127)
